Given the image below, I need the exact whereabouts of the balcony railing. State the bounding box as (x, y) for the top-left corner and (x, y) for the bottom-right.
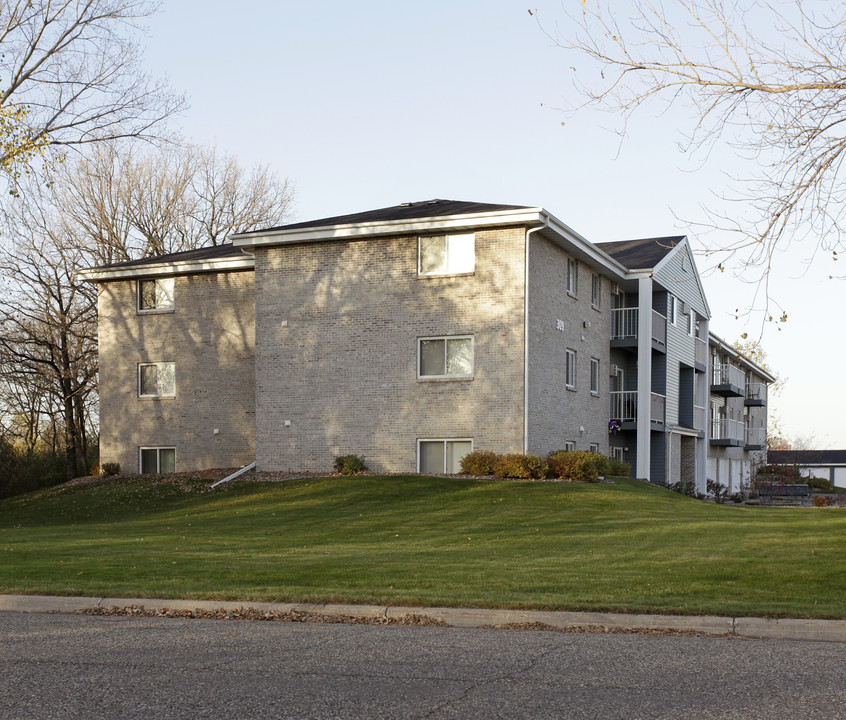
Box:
(712, 362), (745, 388)
(610, 391), (665, 424)
(651, 392), (666, 424)
(610, 390), (637, 422)
(611, 308), (638, 340)
(746, 427), (766, 447)
(695, 336), (708, 367)
(610, 308), (667, 348)
(745, 382), (767, 404)
(694, 405), (706, 431)
(711, 418), (745, 442)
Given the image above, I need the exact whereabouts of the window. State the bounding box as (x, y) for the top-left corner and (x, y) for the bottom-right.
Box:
(565, 349), (576, 389)
(138, 278), (174, 312)
(418, 439), (472, 474)
(138, 362), (175, 397)
(589, 443), (600, 453)
(590, 358), (600, 395)
(567, 258), (578, 296)
(418, 233), (474, 276)
(591, 273), (601, 308)
(564, 441), (576, 452)
(140, 447), (175, 474)
(418, 336), (473, 378)
(669, 295), (679, 325)
(611, 446), (624, 461)
(687, 311), (695, 337)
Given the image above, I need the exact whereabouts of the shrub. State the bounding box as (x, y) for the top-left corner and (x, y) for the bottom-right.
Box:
(459, 450), (500, 476)
(755, 464), (802, 485)
(605, 456), (632, 478)
(812, 495), (831, 508)
(334, 454), (367, 475)
(547, 450), (607, 482)
(101, 462), (121, 477)
(493, 453), (550, 480)
(707, 479), (729, 504)
(807, 477), (831, 491)
(668, 480), (696, 497)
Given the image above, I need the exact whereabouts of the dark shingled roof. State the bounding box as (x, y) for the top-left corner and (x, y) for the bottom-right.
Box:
(596, 236), (684, 270)
(96, 244), (247, 271)
(768, 450), (846, 466)
(237, 199), (533, 235)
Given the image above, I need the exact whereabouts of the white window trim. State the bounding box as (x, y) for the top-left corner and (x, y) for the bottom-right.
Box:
(416, 438), (474, 473)
(565, 349), (577, 390)
(567, 258), (578, 297)
(687, 312), (695, 337)
(590, 357), (600, 396)
(589, 443), (600, 453)
(669, 295), (679, 326)
(564, 441), (576, 452)
(612, 446), (624, 461)
(138, 362), (176, 398)
(139, 446), (176, 474)
(417, 233), (475, 277)
(591, 272), (601, 309)
(417, 335), (474, 380)
(137, 278), (175, 314)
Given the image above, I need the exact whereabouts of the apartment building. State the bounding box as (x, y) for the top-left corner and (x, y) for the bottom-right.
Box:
(80, 199), (772, 490)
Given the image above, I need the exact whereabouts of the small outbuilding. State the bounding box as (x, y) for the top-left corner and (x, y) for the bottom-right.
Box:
(767, 450), (846, 489)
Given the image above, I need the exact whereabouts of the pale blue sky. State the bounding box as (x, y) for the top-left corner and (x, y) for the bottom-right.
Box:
(142, 1), (845, 447)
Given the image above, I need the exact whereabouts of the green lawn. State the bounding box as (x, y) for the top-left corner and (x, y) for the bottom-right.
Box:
(1, 475), (844, 618)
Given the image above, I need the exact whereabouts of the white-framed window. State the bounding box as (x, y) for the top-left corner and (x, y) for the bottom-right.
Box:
(564, 441), (576, 452)
(138, 362), (175, 398)
(417, 439), (473, 474)
(591, 273), (601, 309)
(565, 349), (576, 389)
(611, 446), (624, 461)
(589, 443), (600, 453)
(418, 336), (474, 379)
(138, 278), (174, 313)
(687, 312), (695, 337)
(418, 233), (474, 276)
(139, 447), (175, 474)
(567, 258), (578, 296)
(669, 295), (679, 325)
(590, 357), (600, 395)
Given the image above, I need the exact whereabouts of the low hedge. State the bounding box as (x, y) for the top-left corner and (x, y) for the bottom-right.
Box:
(460, 449), (627, 482)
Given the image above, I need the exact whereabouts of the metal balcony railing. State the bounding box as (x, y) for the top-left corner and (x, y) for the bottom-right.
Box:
(746, 382), (767, 403)
(611, 308), (638, 340)
(711, 418), (745, 442)
(610, 390), (637, 422)
(746, 427), (767, 447)
(712, 362), (745, 388)
(651, 392), (666, 424)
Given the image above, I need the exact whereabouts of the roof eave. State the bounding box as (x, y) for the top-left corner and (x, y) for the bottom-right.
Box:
(77, 255), (255, 283)
(231, 207), (547, 247)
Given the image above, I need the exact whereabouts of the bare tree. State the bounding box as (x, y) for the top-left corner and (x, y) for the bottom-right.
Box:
(0, 142), (294, 480)
(0, 0), (183, 180)
(541, 0), (846, 300)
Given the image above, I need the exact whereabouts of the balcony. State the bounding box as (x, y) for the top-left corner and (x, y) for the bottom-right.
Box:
(610, 391), (665, 428)
(745, 382), (767, 406)
(610, 308), (667, 353)
(694, 405), (706, 432)
(710, 418), (745, 447)
(745, 427), (766, 449)
(711, 362), (745, 397)
(695, 337), (708, 372)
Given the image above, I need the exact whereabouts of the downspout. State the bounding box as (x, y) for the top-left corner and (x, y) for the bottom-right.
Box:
(524, 226), (544, 454)
(210, 461), (256, 489)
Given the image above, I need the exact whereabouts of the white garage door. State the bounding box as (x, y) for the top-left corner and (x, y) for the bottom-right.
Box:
(833, 467), (846, 489)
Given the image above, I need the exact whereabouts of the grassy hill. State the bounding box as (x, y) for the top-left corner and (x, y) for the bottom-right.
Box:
(1, 474), (844, 618)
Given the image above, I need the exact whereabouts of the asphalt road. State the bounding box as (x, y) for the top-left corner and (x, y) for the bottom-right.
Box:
(2, 612), (845, 719)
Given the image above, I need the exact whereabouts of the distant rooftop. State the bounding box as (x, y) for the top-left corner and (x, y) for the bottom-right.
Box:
(95, 244), (245, 271)
(768, 450), (846, 466)
(596, 236), (684, 270)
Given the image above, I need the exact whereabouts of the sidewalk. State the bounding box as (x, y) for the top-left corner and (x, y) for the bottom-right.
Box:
(2, 594), (845, 642)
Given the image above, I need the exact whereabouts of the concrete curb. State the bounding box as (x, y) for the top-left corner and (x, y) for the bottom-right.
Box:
(1, 594), (844, 643)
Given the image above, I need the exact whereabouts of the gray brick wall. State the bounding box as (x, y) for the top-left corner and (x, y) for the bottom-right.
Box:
(526, 235), (612, 455)
(252, 227), (527, 473)
(98, 271), (256, 473)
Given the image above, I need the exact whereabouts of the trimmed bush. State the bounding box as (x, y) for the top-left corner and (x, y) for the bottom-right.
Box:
(101, 462), (121, 477)
(604, 457), (632, 478)
(548, 450), (607, 482)
(812, 495), (831, 508)
(333, 454), (367, 475)
(459, 450), (499, 476)
(493, 453), (550, 480)
(807, 477), (832, 491)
